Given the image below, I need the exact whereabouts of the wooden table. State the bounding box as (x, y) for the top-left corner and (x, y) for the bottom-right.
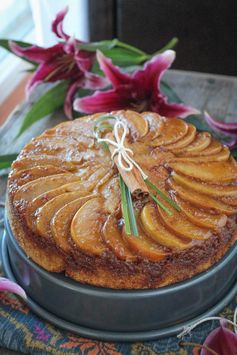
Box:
(0, 69), (236, 354)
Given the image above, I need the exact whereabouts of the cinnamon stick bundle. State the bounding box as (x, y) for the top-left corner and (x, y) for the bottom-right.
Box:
(105, 132), (149, 203)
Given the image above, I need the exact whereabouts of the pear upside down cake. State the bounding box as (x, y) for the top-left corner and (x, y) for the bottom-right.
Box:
(7, 110), (237, 289)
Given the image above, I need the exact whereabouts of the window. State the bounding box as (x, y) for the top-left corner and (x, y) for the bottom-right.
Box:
(0, 0), (34, 62)
(0, 0), (89, 104)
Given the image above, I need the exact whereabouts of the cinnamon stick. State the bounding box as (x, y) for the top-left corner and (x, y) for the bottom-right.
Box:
(105, 132), (149, 201)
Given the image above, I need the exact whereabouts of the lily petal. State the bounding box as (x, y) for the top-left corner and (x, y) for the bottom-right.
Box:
(26, 61), (61, 95)
(75, 50), (95, 72)
(133, 50), (176, 92)
(151, 93), (200, 118)
(9, 41), (63, 64)
(0, 277), (27, 300)
(51, 6), (69, 40)
(97, 50), (132, 87)
(64, 80), (82, 119)
(204, 111), (237, 134)
(74, 89), (130, 113)
(83, 72), (109, 90)
(200, 320), (237, 355)
(66, 73), (108, 118)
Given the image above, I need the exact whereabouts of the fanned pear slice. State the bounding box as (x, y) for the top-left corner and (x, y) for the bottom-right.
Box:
(220, 196), (237, 207)
(25, 180), (95, 234)
(199, 138), (222, 156)
(169, 180), (236, 215)
(13, 173), (80, 205)
(141, 203), (191, 249)
(114, 110), (149, 138)
(165, 125), (196, 151)
(169, 160), (237, 183)
(151, 118), (188, 146)
(141, 112), (164, 140)
(8, 165), (66, 194)
(102, 215), (136, 261)
(176, 132), (211, 155)
(51, 195), (95, 253)
(173, 147), (230, 163)
(172, 172), (237, 197)
(12, 156), (79, 172)
(71, 197), (107, 255)
(122, 227), (169, 262)
(156, 201), (211, 240)
(36, 190), (90, 241)
(173, 195), (227, 230)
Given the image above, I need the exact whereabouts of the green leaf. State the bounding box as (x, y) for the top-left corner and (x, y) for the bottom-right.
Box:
(160, 81), (212, 132)
(0, 154), (18, 170)
(0, 39), (36, 65)
(160, 81), (182, 103)
(232, 149), (237, 159)
(16, 81), (68, 138)
(102, 47), (148, 66)
(77, 39), (119, 52)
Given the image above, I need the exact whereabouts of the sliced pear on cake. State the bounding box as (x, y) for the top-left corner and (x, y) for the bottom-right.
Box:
(112, 110), (149, 138)
(102, 215), (136, 261)
(51, 195), (96, 253)
(199, 138), (223, 155)
(169, 159), (237, 183)
(12, 156), (79, 172)
(13, 173), (80, 205)
(151, 118), (188, 146)
(71, 197), (107, 255)
(156, 200), (211, 240)
(165, 125), (196, 151)
(173, 195), (227, 230)
(141, 202), (191, 249)
(169, 179), (236, 215)
(172, 172), (237, 197)
(25, 180), (94, 234)
(36, 190), (90, 241)
(122, 227), (169, 262)
(176, 132), (211, 155)
(173, 147), (230, 163)
(8, 165), (66, 195)
(141, 112), (164, 140)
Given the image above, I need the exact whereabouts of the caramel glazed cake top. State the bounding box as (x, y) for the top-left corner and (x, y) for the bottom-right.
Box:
(7, 110), (237, 289)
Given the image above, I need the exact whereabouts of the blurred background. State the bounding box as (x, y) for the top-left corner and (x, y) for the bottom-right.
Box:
(0, 0), (236, 110)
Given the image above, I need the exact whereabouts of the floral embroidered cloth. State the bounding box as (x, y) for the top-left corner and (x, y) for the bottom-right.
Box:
(0, 227), (236, 355)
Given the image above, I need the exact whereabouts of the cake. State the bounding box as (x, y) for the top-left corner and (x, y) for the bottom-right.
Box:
(6, 110), (237, 289)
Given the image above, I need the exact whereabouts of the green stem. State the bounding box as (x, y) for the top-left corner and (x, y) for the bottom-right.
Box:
(152, 37), (179, 56)
(119, 175), (131, 235)
(125, 185), (139, 237)
(149, 192), (173, 216)
(145, 179), (180, 211)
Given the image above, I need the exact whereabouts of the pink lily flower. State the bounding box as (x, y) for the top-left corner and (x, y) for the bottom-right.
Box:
(0, 277), (26, 300)
(9, 7), (108, 118)
(74, 49), (199, 118)
(204, 111), (237, 149)
(200, 319), (237, 355)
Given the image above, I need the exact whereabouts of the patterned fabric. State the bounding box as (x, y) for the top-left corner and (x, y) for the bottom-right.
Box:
(0, 229), (236, 354)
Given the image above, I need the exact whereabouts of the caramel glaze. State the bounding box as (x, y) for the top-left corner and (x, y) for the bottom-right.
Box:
(7, 110), (237, 289)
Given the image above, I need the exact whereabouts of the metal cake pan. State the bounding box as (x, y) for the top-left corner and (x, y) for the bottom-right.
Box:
(2, 213), (237, 341)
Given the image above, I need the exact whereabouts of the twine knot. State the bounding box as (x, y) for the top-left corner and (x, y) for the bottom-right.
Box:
(97, 120), (148, 180)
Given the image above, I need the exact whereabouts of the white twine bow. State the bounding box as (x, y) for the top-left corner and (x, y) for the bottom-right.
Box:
(96, 120), (148, 180)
